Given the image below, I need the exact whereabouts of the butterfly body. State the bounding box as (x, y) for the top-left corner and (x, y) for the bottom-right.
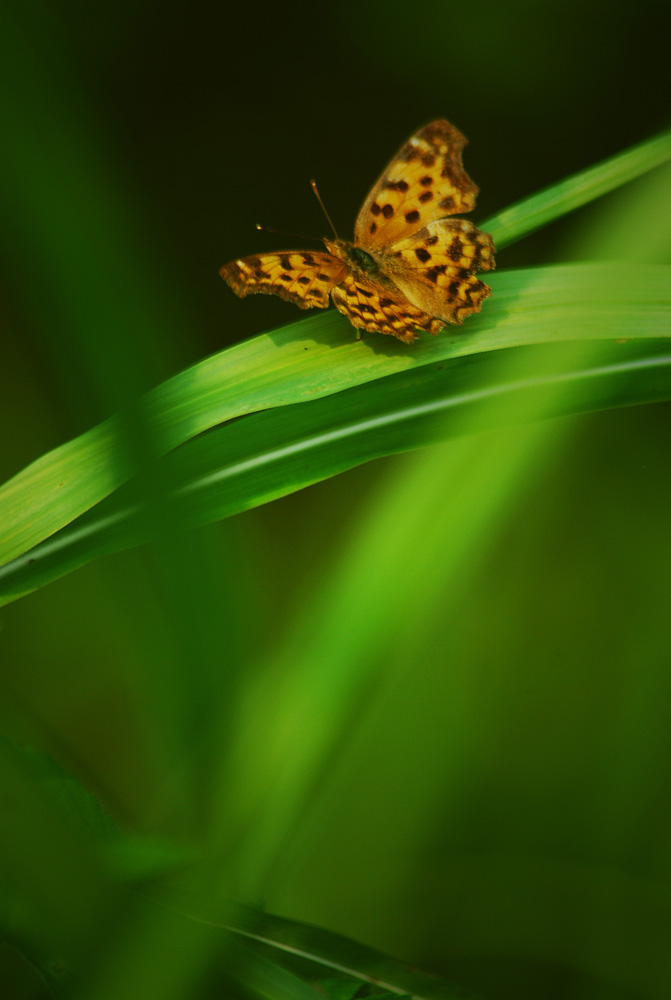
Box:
(329, 242), (382, 276)
(221, 120), (495, 344)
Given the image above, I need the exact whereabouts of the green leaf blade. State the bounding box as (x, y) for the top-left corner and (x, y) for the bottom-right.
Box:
(2, 335), (670, 608)
(1, 262), (669, 571)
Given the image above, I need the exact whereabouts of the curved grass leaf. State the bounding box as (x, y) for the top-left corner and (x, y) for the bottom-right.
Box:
(142, 892), (471, 1000)
(1, 334), (670, 608)
(1, 258), (669, 574)
(223, 902), (469, 1000)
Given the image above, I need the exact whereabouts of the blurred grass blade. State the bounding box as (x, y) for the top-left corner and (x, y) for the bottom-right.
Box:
(224, 904), (468, 1000)
(144, 892), (469, 1000)
(1, 337), (670, 607)
(225, 941), (333, 1000)
(483, 128), (671, 249)
(1, 261), (669, 570)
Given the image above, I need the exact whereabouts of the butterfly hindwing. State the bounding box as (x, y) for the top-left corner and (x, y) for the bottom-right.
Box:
(354, 120), (480, 250)
(381, 218), (496, 325)
(331, 273), (442, 343)
(221, 251), (345, 309)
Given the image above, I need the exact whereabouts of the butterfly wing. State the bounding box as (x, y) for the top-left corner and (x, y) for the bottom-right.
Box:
(354, 120), (480, 250)
(331, 272), (442, 343)
(381, 218), (495, 326)
(221, 251), (346, 309)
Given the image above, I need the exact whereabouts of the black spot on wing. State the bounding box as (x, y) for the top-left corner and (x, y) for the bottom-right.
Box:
(448, 237), (464, 262)
(384, 178), (409, 192)
(426, 264), (447, 284)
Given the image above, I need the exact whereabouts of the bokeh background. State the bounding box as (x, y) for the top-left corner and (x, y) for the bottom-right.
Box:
(1, 1), (671, 998)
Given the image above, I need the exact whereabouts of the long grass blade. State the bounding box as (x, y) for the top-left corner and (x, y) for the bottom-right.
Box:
(1, 261), (669, 570)
(1, 335), (669, 607)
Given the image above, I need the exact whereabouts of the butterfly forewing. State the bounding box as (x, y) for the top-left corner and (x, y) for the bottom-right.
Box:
(221, 251), (345, 309)
(354, 120), (480, 250)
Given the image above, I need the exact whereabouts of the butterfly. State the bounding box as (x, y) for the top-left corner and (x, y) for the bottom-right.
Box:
(220, 119), (495, 344)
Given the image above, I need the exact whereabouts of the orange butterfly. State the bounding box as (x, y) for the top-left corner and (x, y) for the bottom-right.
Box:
(221, 120), (495, 344)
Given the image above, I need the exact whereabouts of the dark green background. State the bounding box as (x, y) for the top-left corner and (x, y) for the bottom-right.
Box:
(1, 2), (670, 999)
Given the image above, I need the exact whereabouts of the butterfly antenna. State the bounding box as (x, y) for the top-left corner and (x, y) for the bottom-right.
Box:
(310, 179), (339, 239)
(255, 224), (322, 243)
